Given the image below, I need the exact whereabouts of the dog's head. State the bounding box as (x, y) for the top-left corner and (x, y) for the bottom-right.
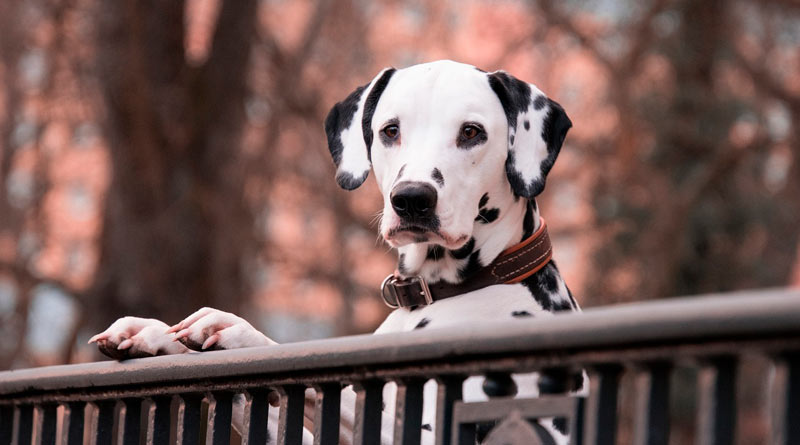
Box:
(325, 60), (571, 250)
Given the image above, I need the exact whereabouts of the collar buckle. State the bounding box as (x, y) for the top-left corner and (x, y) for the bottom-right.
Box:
(380, 274), (433, 308)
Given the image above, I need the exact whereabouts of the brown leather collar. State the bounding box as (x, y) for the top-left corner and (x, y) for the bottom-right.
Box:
(381, 218), (553, 308)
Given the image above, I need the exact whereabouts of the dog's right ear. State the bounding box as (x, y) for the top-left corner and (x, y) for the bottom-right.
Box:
(325, 68), (396, 190)
(487, 71), (572, 198)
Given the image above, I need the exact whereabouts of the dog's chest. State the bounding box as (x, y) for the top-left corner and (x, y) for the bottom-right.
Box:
(373, 283), (554, 334)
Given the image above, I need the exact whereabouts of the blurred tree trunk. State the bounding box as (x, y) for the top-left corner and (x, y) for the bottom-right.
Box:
(87, 0), (258, 328)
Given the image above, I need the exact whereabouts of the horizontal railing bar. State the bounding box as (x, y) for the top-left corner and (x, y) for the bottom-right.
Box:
(2, 337), (800, 406)
(1, 289), (799, 400)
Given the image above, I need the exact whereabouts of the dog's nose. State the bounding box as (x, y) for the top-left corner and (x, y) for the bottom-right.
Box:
(391, 182), (438, 220)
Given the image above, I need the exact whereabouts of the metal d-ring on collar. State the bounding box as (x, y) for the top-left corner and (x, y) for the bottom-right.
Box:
(381, 274), (433, 308)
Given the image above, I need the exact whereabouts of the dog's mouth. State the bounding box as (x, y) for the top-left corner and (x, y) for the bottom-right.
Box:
(385, 225), (469, 248)
(388, 224), (434, 239)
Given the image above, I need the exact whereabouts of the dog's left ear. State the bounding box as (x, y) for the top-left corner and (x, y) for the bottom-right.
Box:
(324, 68), (397, 190)
(488, 71), (572, 198)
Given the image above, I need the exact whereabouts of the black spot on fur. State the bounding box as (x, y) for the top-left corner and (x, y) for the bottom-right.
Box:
(414, 318), (430, 329)
(550, 261), (578, 310)
(421, 424), (432, 431)
(533, 94), (547, 110)
(540, 263), (560, 293)
(335, 170), (370, 191)
(509, 134), (515, 145)
(458, 250), (482, 281)
(475, 207), (499, 224)
(520, 263), (573, 312)
(361, 68), (397, 161)
(488, 71), (532, 131)
(504, 149), (532, 198)
(431, 168), (444, 187)
(521, 200), (535, 241)
(524, 120), (530, 130)
(426, 245), (445, 260)
(398, 253), (408, 275)
(532, 99), (572, 194)
(552, 299), (573, 312)
(449, 237), (475, 260)
(512, 310), (533, 317)
(553, 417), (568, 435)
(478, 193), (489, 209)
(566, 285), (578, 310)
(325, 83), (367, 167)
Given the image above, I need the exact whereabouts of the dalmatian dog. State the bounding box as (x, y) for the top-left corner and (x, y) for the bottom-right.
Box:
(90, 60), (579, 444)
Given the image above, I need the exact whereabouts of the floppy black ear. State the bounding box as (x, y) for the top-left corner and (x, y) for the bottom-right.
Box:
(324, 68), (396, 190)
(488, 71), (572, 198)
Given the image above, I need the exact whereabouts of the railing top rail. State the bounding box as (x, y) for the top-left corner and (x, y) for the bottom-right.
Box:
(1, 287), (799, 397)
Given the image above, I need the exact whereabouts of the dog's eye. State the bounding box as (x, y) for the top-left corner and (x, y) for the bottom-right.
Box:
(382, 125), (400, 140)
(461, 124), (481, 140)
(456, 123), (487, 149)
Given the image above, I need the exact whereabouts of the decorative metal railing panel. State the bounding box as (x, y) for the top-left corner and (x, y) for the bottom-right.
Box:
(1, 288), (799, 444)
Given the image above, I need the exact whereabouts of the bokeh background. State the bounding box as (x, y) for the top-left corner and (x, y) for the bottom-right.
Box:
(0, 0), (798, 372)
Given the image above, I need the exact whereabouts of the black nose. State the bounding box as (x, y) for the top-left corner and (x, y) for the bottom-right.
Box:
(391, 181), (438, 220)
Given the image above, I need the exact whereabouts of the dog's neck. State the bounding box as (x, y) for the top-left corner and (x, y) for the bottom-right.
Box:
(396, 194), (540, 285)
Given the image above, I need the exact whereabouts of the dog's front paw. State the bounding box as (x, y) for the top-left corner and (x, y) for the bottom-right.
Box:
(89, 317), (189, 360)
(168, 307), (276, 351)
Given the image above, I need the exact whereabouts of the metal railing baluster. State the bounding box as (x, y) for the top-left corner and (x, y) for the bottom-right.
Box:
(88, 401), (115, 445)
(582, 365), (621, 445)
(174, 395), (202, 445)
(697, 357), (737, 445)
(276, 385), (304, 445)
(393, 378), (425, 445)
(143, 397), (171, 445)
(434, 375), (464, 445)
(61, 402), (85, 445)
(352, 379), (383, 445)
(0, 405), (12, 445)
(633, 362), (671, 445)
(12, 405), (33, 445)
(116, 398), (142, 445)
(205, 392), (233, 445)
(770, 354), (800, 445)
(33, 404), (57, 445)
(312, 383), (340, 445)
(240, 390), (270, 445)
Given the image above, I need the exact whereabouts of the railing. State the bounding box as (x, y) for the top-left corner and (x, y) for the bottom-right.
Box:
(1, 288), (799, 444)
